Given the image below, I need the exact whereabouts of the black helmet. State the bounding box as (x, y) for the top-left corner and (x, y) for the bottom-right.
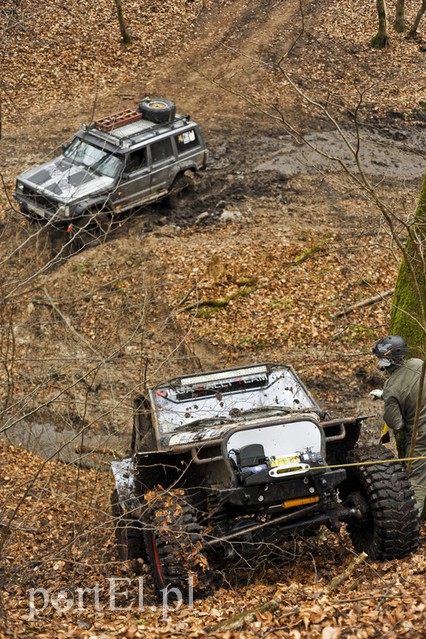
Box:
(372, 335), (408, 367)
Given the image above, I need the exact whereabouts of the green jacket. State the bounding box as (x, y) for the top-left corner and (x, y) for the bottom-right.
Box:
(383, 358), (426, 439)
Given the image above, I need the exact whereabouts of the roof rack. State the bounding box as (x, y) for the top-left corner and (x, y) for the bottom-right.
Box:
(94, 109), (142, 132)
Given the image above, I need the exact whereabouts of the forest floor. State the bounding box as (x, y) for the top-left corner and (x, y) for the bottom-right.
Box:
(1, 0), (426, 637)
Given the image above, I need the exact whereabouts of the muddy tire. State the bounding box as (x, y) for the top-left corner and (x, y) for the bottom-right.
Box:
(344, 445), (419, 560)
(48, 226), (69, 260)
(143, 489), (210, 600)
(138, 98), (176, 124)
(111, 490), (147, 563)
(167, 172), (194, 209)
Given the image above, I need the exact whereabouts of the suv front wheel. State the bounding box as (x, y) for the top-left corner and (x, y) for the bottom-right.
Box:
(111, 490), (147, 563)
(142, 488), (211, 600)
(343, 445), (419, 560)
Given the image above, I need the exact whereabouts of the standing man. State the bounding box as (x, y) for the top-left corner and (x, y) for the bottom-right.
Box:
(372, 335), (426, 519)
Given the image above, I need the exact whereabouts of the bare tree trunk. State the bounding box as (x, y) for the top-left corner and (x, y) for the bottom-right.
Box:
(113, 0), (132, 46)
(0, 303), (16, 412)
(394, 0), (406, 32)
(408, 0), (426, 38)
(372, 0), (389, 48)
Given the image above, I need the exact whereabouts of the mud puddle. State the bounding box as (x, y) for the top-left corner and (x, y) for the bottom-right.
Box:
(249, 125), (426, 179)
(166, 122), (426, 226)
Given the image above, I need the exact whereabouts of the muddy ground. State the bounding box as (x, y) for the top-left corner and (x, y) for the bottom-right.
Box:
(1, 115), (423, 460)
(1, 0), (426, 460)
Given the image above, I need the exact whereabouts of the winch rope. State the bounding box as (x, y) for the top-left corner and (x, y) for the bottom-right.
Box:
(320, 455), (426, 472)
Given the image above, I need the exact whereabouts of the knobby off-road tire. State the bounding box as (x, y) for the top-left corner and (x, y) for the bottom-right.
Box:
(143, 489), (210, 601)
(48, 211), (114, 259)
(344, 445), (419, 560)
(111, 490), (147, 563)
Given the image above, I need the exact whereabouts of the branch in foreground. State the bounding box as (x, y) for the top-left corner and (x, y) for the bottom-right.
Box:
(0, 520), (38, 535)
(327, 551), (368, 591)
(204, 600), (297, 634)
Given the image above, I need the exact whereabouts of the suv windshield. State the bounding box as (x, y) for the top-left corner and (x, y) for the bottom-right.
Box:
(64, 138), (123, 179)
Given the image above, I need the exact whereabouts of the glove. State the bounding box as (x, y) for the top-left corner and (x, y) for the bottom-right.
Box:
(369, 389), (383, 400)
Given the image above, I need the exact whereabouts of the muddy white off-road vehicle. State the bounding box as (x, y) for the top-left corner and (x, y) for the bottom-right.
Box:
(111, 363), (419, 598)
(14, 98), (207, 238)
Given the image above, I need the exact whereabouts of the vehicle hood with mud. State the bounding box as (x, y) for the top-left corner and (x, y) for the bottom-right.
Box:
(15, 154), (116, 222)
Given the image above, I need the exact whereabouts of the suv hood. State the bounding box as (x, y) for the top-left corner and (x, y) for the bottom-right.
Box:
(165, 411), (321, 450)
(148, 363), (323, 450)
(19, 157), (114, 203)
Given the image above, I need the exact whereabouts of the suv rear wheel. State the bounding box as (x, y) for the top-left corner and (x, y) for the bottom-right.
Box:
(167, 171), (195, 209)
(344, 445), (419, 560)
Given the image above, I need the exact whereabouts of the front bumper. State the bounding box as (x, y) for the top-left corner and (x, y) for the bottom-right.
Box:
(14, 191), (64, 221)
(217, 468), (347, 511)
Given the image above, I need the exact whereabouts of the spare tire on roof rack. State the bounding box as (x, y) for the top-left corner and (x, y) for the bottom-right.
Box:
(137, 97), (176, 124)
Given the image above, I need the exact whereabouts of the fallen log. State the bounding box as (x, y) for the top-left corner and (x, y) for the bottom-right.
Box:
(75, 444), (120, 457)
(335, 289), (394, 318)
(182, 285), (256, 312)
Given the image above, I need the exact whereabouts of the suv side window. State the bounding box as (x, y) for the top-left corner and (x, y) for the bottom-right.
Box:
(151, 138), (174, 164)
(126, 148), (147, 173)
(175, 129), (200, 153)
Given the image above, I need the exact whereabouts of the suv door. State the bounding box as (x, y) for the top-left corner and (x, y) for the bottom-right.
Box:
(149, 137), (176, 194)
(111, 147), (151, 211)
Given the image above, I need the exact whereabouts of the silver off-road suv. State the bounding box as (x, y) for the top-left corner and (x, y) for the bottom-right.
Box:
(14, 98), (207, 230)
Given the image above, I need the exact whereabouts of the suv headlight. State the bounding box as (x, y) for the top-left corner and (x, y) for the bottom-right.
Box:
(16, 182), (24, 192)
(57, 204), (70, 217)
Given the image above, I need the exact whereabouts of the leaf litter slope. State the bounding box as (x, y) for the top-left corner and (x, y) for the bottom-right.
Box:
(1, 0), (426, 637)
(1, 437), (425, 637)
